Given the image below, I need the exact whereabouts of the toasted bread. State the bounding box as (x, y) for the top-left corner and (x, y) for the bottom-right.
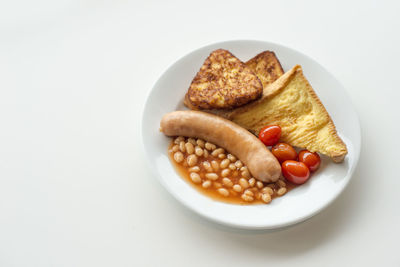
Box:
(185, 49), (263, 110)
(245, 51), (284, 88)
(224, 65), (347, 162)
(188, 50), (285, 114)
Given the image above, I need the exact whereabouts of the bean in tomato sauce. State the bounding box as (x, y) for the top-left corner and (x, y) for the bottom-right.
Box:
(169, 136), (297, 205)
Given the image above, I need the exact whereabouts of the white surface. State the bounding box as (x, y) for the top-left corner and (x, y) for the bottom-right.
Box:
(0, 0), (399, 266)
(143, 40), (361, 229)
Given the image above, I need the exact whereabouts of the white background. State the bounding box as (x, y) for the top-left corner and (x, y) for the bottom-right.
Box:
(1, 0), (399, 266)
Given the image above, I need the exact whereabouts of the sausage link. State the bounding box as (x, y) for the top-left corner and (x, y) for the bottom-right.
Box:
(160, 111), (281, 182)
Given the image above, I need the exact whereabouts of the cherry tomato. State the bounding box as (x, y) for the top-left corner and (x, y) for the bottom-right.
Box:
(281, 160), (310, 184)
(271, 143), (297, 163)
(298, 150), (321, 172)
(258, 125), (281, 146)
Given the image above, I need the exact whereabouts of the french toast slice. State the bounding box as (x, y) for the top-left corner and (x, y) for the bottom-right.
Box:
(225, 65), (348, 162)
(245, 51), (284, 88)
(185, 49), (263, 110)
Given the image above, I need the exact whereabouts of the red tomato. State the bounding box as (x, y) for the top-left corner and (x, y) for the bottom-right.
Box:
(298, 150), (321, 172)
(258, 125), (281, 146)
(281, 160), (310, 184)
(271, 143), (297, 163)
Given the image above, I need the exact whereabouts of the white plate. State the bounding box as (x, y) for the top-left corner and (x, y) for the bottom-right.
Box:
(141, 40), (361, 229)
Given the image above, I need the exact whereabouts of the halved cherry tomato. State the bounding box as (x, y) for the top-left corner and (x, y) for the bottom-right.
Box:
(271, 143), (297, 163)
(281, 160), (310, 184)
(298, 150), (321, 172)
(258, 125), (281, 146)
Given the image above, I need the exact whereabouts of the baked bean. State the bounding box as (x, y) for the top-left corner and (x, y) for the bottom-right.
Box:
(227, 154), (236, 162)
(220, 159), (230, 169)
(185, 142), (194, 154)
(174, 136), (184, 144)
(233, 184), (242, 192)
(196, 139), (205, 148)
(179, 141), (186, 152)
(169, 138), (293, 205)
(211, 148), (225, 157)
(221, 169), (230, 177)
(239, 178), (249, 189)
(202, 180), (212, 188)
(228, 163), (236, 170)
(190, 172), (201, 183)
(205, 142), (216, 151)
(249, 187), (258, 193)
(262, 193), (272, 203)
(213, 182), (222, 188)
(244, 189), (254, 196)
(189, 166), (200, 172)
(277, 187), (287, 196)
(188, 138), (196, 145)
(241, 194), (254, 202)
(278, 179), (286, 187)
(218, 153), (226, 159)
(218, 188), (229, 197)
(241, 169), (250, 178)
(195, 146), (204, 156)
(205, 173), (218, 180)
(248, 178), (256, 187)
(203, 161), (213, 172)
(235, 160), (243, 169)
(187, 154), (198, 166)
(261, 187), (274, 195)
(222, 178), (233, 187)
(173, 152), (184, 163)
(211, 160), (219, 171)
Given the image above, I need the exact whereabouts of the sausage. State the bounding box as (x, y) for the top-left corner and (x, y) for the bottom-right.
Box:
(160, 110), (281, 183)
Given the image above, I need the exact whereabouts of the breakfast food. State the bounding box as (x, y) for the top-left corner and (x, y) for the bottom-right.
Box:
(245, 51), (284, 88)
(298, 150), (321, 172)
(160, 110), (281, 182)
(184, 49), (263, 110)
(160, 48), (347, 205)
(258, 125), (282, 146)
(271, 143), (297, 163)
(281, 160), (310, 184)
(168, 136), (291, 204)
(188, 50), (284, 115)
(221, 65), (348, 162)
(256, 127), (319, 184)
